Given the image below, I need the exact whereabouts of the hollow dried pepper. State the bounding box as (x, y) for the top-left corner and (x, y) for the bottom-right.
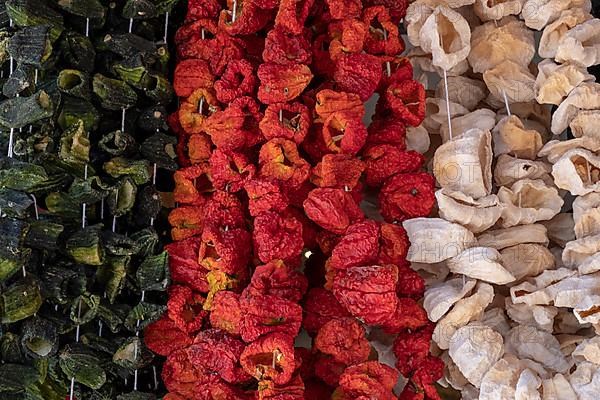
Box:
(315, 317), (371, 366)
(362, 6), (404, 56)
(204, 96), (263, 151)
(168, 206), (205, 241)
(199, 225), (251, 275)
(393, 323), (435, 377)
(329, 221), (379, 270)
(381, 298), (429, 334)
(187, 133), (213, 164)
(174, 59), (214, 98)
(245, 179), (290, 217)
(247, 259), (308, 302)
(144, 316), (193, 357)
(173, 163), (212, 205)
(258, 63), (313, 104)
(188, 329), (250, 384)
(214, 59), (257, 104)
(314, 354), (347, 387)
(411, 356), (444, 400)
(367, 116), (407, 148)
(259, 102), (311, 144)
(162, 348), (210, 397)
(396, 262), (426, 299)
(384, 79), (426, 127)
(263, 26), (312, 65)
(320, 111), (367, 155)
(240, 293), (303, 342)
(167, 285), (208, 334)
(218, 0), (273, 36)
(334, 53), (382, 102)
(258, 138), (311, 189)
(311, 154), (364, 191)
(337, 361), (399, 400)
(205, 270), (241, 311)
(364, 0), (409, 22)
(379, 172), (435, 222)
(302, 288), (351, 335)
(363, 145), (425, 187)
(275, 0), (315, 35)
(378, 222), (410, 266)
(209, 149), (256, 193)
(325, 0), (362, 20)
(311, 34), (336, 77)
(179, 88), (220, 135)
(209, 290), (242, 336)
(329, 19), (367, 60)
(303, 188), (364, 234)
(379, 57), (414, 91)
(240, 333), (296, 385)
(166, 237), (210, 293)
(253, 210), (304, 264)
(203, 190), (247, 230)
(332, 264), (398, 325)
(258, 375), (305, 400)
(186, 0), (222, 19)
(315, 89), (364, 122)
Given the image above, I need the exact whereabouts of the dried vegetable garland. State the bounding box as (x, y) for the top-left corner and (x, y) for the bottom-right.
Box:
(0, 0), (178, 398)
(144, 0), (443, 398)
(406, 0), (600, 398)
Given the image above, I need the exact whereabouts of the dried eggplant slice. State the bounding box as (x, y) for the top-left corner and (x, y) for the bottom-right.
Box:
(92, 74), (137, 111)
(56, 0), (105, 19)
(7, 25), (51, 67)
(0, 90), (53, 128)
(6, 0), (65, 42)
(1, 280), (43, 323)
(59, 345), (106, 390)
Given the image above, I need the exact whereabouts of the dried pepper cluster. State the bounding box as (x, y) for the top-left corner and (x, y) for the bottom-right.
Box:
(0, 0), (179, 398)
(147, 0), (441, 398)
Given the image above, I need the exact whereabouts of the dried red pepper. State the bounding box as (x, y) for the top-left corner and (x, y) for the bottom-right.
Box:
(329, 220), (379, 270)
(315, 89), (364, 122)
(379, 172), (435, 222)
(144, 316), (193, 357)
(393, 323), (435, 376)
(336, 361), (399, 400)
(363, 145), (425, 187)
(173, 59), (214, 98)
(209, 290), (242, 336)
(258, 375), (305, 400)
(167, 285), (208, 334)
(247, 259), (308, 302)
(179, 88), (220, 135)
(362, 6), (404, 56)
(328, 19), (367, 60)
(384, 79), (426, 127)
(325, 0), (362, 20)
(240, 293), (303, 342)
(245, 179), (290, 217)
(253, 210), (304, 264)
(381, 297), (429, 334)
(259, 138), (311, 189)
(258, 63), (313, 104)
(334, 53), (382, 101)
(166, 237), (210, 293)
(259, 102), (311, 144)
(302, 288), (351, 335)
(314, 317), (371, 366)
(209, 149), (256, 193)
(378, 222), (410, 266)
(274, 0), (315, 35)
(198, 225), (251, 275)
(218, 0), (272, 35)
(240, 333), (296, 385)
(263, 26), (312, 65)
(303, 188), (364, 234)
(214, 59), (257, 104)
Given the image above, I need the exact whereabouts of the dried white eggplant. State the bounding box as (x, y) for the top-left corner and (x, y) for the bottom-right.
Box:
(494, 155), (552, 187)
(440, 109), (496, 143)
(552, 149), (600, 196)
(433, 128), (492, 198)
(473, 0), (525, 21)
(569, 110), (600, 140)
(419, 6), (471, 71)
(551, 272), (600, 308)
(539, 8), (593, 58)
(405, 1), (435, 47)
(493, 115), (544, 159)
(574, 295), (600, 324)
(477, 224), (549, 249)
(572, 337), (600, 365)
(538, 138), (600, 163)
(541, 374), (578, 400)
(447, 247), (516, 284)
(484, 60), (536, 104)
(424, 97), (470, 134)
(556, 18), (600, 67)
(434, 75), (488, 111)
(569, 361), (600, 399)
(434, 283), (495, 350)
(573, 193), (600, 239)
(500, 244), (555, 281)
(469, 17), (535, 73)
(510, 268), (577, 306)
(408, 46), (470, 77)
(436, 189), (503, 233)
(441, 350), (470, 390)
(498, 179), (563, 228)
(540, 213), (576, 246)
(480, 308), (512, 336)
(522, 0), (591, 31)
(505, 325), (570, 373)
(551, 82), (600, 135)
(448, 322), (504, 387)
(515, 369), (542, 400)
(535, 59), (594, 105)
(423, 276), (477, 322)
(479, 354), (523, 400)
(505, 298), (558, 332)
(406, 125), (431, 154)
(404, 218), (477, 263)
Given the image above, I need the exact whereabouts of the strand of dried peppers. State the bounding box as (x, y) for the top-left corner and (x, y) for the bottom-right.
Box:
(147, 0), (442, 398)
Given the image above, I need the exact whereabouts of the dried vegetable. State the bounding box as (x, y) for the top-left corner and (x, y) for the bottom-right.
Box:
(147, 0), (442, 398)
(406, 0), (600, 398)
(0, 0), (178, 398)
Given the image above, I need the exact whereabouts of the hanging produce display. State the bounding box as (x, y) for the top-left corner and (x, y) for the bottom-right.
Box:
(0, 0), (178, 398)
(144, 0), (441, 398)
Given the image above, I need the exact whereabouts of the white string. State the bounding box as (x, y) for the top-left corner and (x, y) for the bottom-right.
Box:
(163, 12), (169, 43)
(121, 109), (126, 132)
(7, 129), (14, 158)
(382, 28), (391, 77)
(198, 97), (204, 114)
(201, 28), (205, 40)
(279, 109), (283, 122)
(111, 190), (118, 233)
(153, 366), (158, 389)
(232, 0), (238, 23)
(129, 18), (134, 33)
(502, 89), (511, 116)
(85, 18), (90, 37)
(443, 69), (453, 141)
(69, 296), (83, 400)
(82, 164), (88, 229)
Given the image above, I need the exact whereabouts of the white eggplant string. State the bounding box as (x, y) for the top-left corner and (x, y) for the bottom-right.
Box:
(7, 19), (14, 158)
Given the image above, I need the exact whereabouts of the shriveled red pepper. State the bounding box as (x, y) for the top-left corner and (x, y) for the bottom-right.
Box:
(362, 6), (404, 56)
(257, 63), (313, 104)
(379, 172), (435, 222)
(302, 288), (351, 335)
(258, 375), (305, 400)
(393, 323), (435, 377)
(209, 290), (242, 336)
(186, 0), (221, 19)
(364, 0), (409, 23)
(381, 297), (429, 334)
(204, 96), (264, 151)
(179, 88), (220, 135)
(259, 102), (311, 144)
(167, 285), (208, 334)
(325, 0), (362, 20)
(240, 293), (303, 342)
(144, 316), (193, 357)
(263, 26), (312, 65)
(274, 0), (315, 34)
(329, 220), (379, 270)
(166, 237), (210, 293)
(367, 116), (407, 148)
(303, 188), (364, 234)
(187, 329), (251, 384)
(320, 111), (367, 155)
(332, 264), (399, 325)
(214, 59), (257, 104)
(173, 59), (214, 98)
(363, 145), (425, 187)
(173, 163), (212, 206)
(336, 361), (400, 400)
(187, 133), (213, 165)
(311, 154), (364, 190)
(334, 53), (382, 102)
(247, 259), (308, 302)
(258, 138), (311, 189)
(379, 57), (414, 91)
(410, 356), (444, 400)
(378, 222), (410, 266)
(315, 89), (364, 122)
(314, 355), (347, 387)
(218, 0), (273, 35)
(240, 333), (296, 385)
(198, 225), (251, 275)
(328, 19), (367, 60)
(168, 206), (205, 241)
(244, 179), (290, 217)
(209, 149), (256, 193)
(315, 317), (371, 366)
(253, 210), (304, 264)
(396, 262), (426, 299)
(384, 79), (426, 127)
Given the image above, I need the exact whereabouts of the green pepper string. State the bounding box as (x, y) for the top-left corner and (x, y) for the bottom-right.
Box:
(7, 18), (15, 158)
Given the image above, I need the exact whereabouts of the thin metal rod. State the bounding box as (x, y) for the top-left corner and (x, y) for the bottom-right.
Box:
(232, 0), (237, 23)
(163, 12), (169, 43)
(383, 28), (391, 77)
(443, 69), (453, 141)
